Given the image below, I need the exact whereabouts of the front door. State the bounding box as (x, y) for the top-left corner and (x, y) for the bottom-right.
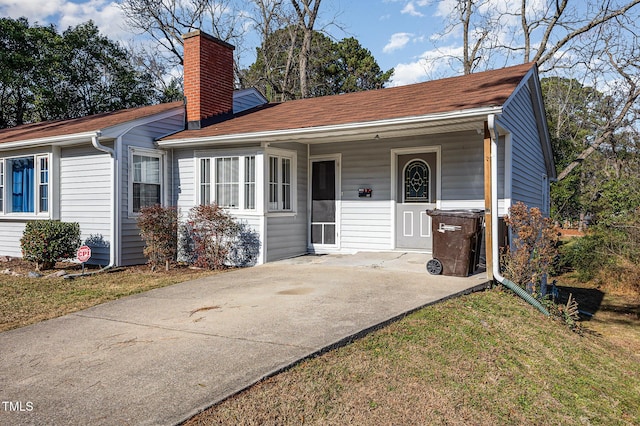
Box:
(396, 153), (437, 250)
(310, 159), (338, 248)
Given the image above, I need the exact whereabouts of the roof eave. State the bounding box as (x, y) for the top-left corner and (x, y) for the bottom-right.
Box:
(0, 131), (100, 151)
(158, 106), (504, 148)
(0, 105), (185, 151)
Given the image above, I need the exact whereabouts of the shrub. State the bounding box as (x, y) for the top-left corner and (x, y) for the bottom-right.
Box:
(20, 220), (81, 271)
(184, 204), (241, 270)
(502, 202), (559, 296)
(559, 233), (610, 281)
(562, 207), (640, 295)
(137, 205), (178, 271)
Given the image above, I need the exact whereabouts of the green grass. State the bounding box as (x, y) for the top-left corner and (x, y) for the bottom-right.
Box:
(185, 288), (640, 426)
(0, 262), (217, 331)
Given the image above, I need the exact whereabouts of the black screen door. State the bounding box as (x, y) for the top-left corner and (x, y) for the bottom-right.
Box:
(311, 160), (336, 245)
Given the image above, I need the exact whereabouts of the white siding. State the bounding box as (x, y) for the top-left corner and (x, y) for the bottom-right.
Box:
(60, 145), (112, 265)
(501, 83), (548, 211)
(340, 200), (391, 250)
(0, 221), (26, 257)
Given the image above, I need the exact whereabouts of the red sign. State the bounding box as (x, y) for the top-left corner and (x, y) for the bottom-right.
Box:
(77, 245), (92, 263)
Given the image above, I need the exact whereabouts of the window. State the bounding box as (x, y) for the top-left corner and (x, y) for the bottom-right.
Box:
(132, 152), (162, 213)
(200, 158), (211, 205)
(403, 160), (430, 203)
(268, 154), (294, 212)
(244, 156), (255, 210)
(0, 154), (49, 214)
(198, 154), (256, 211)
(0, 161), (3, 212)
(39, 156), (49, 212)
(215, 157), (239, 208)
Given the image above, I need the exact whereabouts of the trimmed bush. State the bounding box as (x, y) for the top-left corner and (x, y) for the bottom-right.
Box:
(137, 205), (178, 271)
(20, 220), (81, 271)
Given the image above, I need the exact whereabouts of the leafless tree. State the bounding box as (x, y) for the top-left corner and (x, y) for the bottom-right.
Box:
(556, 27), (640, 181)
(245, 0), (299, 100)
(434, 0), (640, 181)
(291, 0), (322, 98)
(119, 0), (249, 81)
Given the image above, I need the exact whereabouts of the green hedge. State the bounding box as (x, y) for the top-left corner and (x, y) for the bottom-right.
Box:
(20, 220), (81, 271)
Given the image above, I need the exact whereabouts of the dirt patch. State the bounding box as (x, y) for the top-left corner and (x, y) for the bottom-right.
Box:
(558, 228), (585, 237)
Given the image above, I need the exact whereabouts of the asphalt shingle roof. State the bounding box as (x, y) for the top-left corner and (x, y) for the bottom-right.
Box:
(163, 62), (534, 141)
(0, 102), (183, 145)
(0, 62), (534, 146)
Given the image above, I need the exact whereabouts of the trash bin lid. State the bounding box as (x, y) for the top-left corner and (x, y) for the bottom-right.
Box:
(426, 209), (484, 218)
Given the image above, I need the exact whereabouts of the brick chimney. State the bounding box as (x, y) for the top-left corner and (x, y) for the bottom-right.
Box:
(183, 30), (235, 130)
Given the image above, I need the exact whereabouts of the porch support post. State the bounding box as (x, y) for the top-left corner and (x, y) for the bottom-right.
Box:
(484, 121), (494, 281)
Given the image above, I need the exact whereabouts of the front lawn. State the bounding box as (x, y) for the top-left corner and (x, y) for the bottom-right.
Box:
(184, 282), (640, 425)
(0, 259), (217, 332)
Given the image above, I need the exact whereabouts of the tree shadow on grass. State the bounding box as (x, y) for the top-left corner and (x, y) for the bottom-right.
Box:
(555, 284), (640, 324)
(555, 285), (604, 318)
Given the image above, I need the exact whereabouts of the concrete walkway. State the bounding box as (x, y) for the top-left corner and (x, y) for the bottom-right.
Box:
(0, 252), (489, 425)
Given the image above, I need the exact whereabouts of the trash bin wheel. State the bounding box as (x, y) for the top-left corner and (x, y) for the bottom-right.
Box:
(426, 258), (443, 275)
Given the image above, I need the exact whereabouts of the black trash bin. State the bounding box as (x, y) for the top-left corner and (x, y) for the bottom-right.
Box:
(426, 209), (484, 277)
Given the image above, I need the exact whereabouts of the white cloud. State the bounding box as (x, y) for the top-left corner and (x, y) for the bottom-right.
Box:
(389, 45), (464, 86)
(383, 32), (413, 53)
(401, 2), (424, 17)
(0, 0), (65, 22)
(389, 61), (430, 86)
(0, 0), (130, 42)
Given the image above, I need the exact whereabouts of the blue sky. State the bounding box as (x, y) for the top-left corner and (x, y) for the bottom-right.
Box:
(0, 0), (472, 86)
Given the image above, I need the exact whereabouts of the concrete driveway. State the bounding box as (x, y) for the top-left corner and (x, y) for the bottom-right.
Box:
(0, 252), (489, 425)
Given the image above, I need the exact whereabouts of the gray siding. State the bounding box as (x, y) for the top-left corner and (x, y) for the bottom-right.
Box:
(310, 131), (502, 251)
(501, 84), (548, 211)
(60, 145), (112, 265)
(266, 142), (308, 261)
(120, 113), (184, 266)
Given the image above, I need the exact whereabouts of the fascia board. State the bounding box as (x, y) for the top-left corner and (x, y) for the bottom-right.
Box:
(0, 131), (100, 151)
(158, 106), (503, 148)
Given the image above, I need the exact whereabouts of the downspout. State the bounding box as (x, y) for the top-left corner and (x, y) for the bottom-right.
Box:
(487, 114), (549, 316)
(91, 132), (116, 268)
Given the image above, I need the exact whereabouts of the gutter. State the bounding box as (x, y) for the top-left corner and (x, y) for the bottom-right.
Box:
(487, 114), (550, 316)
(158, 106), (504, 148)
(91, 132), (116, 269)
(0, 131), (101, 151)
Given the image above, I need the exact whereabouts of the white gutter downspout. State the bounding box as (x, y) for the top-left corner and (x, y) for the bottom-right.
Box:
(488, 114), (549, 316)
(91, 131), (116, 268)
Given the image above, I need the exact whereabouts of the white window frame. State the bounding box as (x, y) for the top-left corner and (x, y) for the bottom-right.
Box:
(196, 153), (257, 212)
(129, 147), (164, 216)
(267, 149), (296, 213)
(0, 153), (51, 217)
(0, 160), (3, 214)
